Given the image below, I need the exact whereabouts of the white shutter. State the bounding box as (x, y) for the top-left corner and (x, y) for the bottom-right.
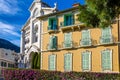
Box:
(101, 49), (112, 71)
(64, 53), (72, 71)
(82, 51), (91, 71)
(49, 54), (56, 70)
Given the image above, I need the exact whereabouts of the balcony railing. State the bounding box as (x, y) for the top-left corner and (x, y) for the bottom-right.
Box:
(62, 41), (74, 49)
(80, 38), (92, 47)
(47, 44), (57, 51)
(60, 20), (74, 28)
(100, 35), (113, 44)
(48, 25), (58, 33)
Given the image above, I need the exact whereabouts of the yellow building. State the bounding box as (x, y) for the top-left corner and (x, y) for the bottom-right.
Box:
(38, 4), (120, 72)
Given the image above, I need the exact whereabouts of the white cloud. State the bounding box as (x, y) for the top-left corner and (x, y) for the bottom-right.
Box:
(0, 0), (21, 15)
(10, 39), (20, 47)
(0, 21), (20, 37)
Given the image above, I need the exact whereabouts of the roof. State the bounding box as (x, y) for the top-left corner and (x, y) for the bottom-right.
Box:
(38, 6), (79, 19)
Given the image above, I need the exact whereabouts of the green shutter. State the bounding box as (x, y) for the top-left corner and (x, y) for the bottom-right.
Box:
(82, 52), (91, 70)
(64, 33), (72, 47)
(48, 18), (52, 30)
(71, 14), (74, 25)
(64, 15), (66, 26)
(101, 50), (112, 70)
(64, 53), (72, 71)
(49, 55), (56, 70)
(48, 18), (57, 30)
(53, 18), (57, 30)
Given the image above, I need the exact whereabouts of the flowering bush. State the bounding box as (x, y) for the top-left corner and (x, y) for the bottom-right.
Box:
(2, 68), (120, 80)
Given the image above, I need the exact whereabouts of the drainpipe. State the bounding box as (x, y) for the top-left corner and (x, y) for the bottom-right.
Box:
(118, 16), (120, 72)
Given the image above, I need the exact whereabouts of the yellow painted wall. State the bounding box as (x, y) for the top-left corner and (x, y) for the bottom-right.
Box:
(41, 11), (120, 72)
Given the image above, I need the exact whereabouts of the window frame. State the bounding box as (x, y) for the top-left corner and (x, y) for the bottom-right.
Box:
(48, 54), (56, 70)
(81, 51), (91, 71)
(101, 49), (112, 71)
(64, 53), (73, 71)
(64, 13), (74, 26)
(48, 17), (57, 30)
(64, 32), (72, 48)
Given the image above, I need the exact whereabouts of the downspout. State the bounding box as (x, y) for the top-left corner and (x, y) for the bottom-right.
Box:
(117, 16), (120, 72)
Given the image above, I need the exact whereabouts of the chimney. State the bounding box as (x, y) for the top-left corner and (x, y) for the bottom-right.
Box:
(72, 3), (80, 7)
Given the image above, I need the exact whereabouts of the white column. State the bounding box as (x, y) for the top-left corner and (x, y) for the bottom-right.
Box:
(20, 30), (25, 54)
(30, 20), (34, 44)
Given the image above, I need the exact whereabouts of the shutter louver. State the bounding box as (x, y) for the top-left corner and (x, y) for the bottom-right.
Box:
(101, 50), (112, 71)
(64, 33), (72, 48)
(64, 53), (72, 71)
(82, 52), (91, 71)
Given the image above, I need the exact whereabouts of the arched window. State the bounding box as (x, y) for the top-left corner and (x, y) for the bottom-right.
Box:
(33, 8), (39, 18)
(34, 24), (38, 42)
(34, 25), (38, 33)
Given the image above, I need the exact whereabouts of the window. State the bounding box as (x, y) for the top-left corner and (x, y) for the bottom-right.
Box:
(48, 18), (57, 30)
(64, 33), (72, 48)
(1, 62), (4, 67)
(48, 36), (57, 50)
(64, 14), (74, 26)
(34, 25), (38, 43)
(64, 53), (72, 71)
(100, 27), (112, 44)
(82, 51), (91, 71)
(80, 30), (91, 46)
(1, 62), (7, 67)
(101, 49), (112, 71)
(49, 54), (56, 70)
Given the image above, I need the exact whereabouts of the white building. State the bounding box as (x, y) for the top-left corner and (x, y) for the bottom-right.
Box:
(0, 48), (18, 68)
(20, 0), (57, 68)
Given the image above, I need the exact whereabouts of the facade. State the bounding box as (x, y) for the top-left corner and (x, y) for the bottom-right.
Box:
(20, 0), (57, 68)
(0, 48), (18, 68)
(21, 0), (120, 72)
(39, 5), (120, 72)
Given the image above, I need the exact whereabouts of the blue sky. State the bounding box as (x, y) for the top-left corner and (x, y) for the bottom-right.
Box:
(0, 0), (85, 47)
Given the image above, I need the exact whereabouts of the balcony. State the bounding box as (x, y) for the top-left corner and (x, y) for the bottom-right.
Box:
(48, 25), (58, 33)
(62, 41), (75, 49)
(100, 35), (114, 45)
(47, 44), (57, 51)
(80, 38), (92, 47)
(60, 21), (85, 31)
